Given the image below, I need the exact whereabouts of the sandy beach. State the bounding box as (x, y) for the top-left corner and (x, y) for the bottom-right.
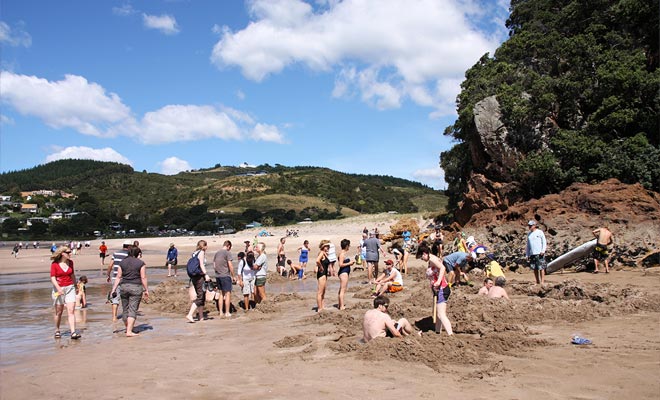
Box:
(1, 214), (659, 399)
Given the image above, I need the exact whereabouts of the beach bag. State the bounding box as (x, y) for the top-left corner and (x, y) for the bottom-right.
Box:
(186, 251), (203, 278)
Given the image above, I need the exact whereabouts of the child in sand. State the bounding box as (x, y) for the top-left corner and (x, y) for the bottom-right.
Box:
(372, 260), (403, 296)
(75, 275), (88, 309)
(287, 259), (305, 280)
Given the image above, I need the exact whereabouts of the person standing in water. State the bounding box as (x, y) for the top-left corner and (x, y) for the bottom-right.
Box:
(50, 246), (80, 339)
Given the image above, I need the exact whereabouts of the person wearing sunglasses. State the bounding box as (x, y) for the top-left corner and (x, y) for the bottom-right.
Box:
(50, 246), (80, 339)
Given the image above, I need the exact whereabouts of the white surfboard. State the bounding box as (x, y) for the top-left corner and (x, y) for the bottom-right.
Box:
(546, 239), (597, 274)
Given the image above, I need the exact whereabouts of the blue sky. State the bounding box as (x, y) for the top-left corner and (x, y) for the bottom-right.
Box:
(0, 0), (509, 189)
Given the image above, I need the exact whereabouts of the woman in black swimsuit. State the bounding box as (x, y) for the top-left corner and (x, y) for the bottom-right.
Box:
(337, 239), (355, 310)
(315, 240), (331, 312)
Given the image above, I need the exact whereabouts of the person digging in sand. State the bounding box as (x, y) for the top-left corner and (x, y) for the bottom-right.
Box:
(372, 259), (403, 297)
(418, 244), (453, 335)
(362, 295), (414, 342)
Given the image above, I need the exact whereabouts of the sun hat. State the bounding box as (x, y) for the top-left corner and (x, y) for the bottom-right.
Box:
(475, 247), (486, 254)
(528, 220), (537, 226)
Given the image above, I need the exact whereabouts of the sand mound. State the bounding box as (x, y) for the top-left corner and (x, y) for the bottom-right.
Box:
(274, 334), (313, 348)
(148, 280), (194, 314)
(296, 275), (660, 373)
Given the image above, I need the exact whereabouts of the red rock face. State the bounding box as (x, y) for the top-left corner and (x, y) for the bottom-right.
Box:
(451, 179), (660, 269)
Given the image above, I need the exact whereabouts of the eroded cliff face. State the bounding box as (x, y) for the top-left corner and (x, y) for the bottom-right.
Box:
(455, 96), (528, 226)
(448, 95), (659, 268)
(470, 95), (521, 182)
(449, 179), (660, 269)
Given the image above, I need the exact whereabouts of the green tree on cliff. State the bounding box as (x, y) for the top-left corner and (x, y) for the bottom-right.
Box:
(442, 0), (659, 206)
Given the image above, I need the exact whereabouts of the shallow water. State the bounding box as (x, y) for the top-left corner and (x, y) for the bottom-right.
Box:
(0, 267), (349, 366)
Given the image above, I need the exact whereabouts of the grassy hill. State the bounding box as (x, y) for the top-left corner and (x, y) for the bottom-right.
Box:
(0, 160), (447, 236)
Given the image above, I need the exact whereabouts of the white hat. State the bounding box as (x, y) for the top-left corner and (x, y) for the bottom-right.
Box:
(528, 220), (537, 226)
(475, 247), (486, 255)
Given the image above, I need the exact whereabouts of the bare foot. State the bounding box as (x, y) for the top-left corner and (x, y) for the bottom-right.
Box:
(185, 315), (195, 323)
(126, 332), (139, 337)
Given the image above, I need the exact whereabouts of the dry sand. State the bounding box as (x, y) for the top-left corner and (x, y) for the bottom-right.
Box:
(1, 214), (659, 399)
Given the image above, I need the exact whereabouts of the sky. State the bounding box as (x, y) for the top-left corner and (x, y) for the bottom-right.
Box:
(0, 0), (509, 189)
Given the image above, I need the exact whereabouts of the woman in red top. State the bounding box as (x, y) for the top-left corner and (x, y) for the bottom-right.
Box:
(50, 246), (80, 339)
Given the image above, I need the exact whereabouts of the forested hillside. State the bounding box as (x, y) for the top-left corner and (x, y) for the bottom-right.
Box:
(0, 160), (446, 238)
(441, 0), (659, 213)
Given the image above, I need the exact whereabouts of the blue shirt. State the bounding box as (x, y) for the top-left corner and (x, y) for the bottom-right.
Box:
(443, 251), (469, 267)
(167, 247), (178, 261)
(526, 229), (547, 257)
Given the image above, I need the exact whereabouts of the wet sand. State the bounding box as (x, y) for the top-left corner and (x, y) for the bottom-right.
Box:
(1, 215), (660, 399)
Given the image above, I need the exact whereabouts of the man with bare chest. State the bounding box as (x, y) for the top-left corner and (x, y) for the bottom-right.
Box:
(362, 295), (413, 341)
(592, 227), (613, 273)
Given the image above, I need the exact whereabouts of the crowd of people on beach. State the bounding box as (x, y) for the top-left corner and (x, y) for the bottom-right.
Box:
(40, 219), (615, 342)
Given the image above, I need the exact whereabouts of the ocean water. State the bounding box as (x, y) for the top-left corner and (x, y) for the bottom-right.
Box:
(0, 267), (333, 366)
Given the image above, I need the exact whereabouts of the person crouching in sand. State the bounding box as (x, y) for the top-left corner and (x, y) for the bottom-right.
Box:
(362, 295), (413, 342)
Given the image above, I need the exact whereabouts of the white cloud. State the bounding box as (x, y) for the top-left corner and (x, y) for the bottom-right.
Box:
(135, 105), (242, 144)
(45, 146), (133, 165)
(0, 71), (131, 136)
(211, 24), (224, 35)
(158, 156), (191, 175)
(142, 13), (180, 35)
(211, 0), (508, 117)
(413, 167), (447, 189)
(112, 4), (136, 16)
(250, 123), (285, 143)
(0, 71), (285, 145)
(0, 21), (32, 47)
(0, 114), (14, 125)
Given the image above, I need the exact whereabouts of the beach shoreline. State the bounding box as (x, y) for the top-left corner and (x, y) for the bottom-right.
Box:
(2, 214), (659, 399)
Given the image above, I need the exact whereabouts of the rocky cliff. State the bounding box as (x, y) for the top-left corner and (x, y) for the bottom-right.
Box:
(448, 179), (660, 270)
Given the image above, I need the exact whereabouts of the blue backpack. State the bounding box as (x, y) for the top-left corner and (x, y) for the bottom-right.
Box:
(186, 251), (203, 278)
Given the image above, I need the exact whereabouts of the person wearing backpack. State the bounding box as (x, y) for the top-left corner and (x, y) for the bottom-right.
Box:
(186, 240), (211, 323)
